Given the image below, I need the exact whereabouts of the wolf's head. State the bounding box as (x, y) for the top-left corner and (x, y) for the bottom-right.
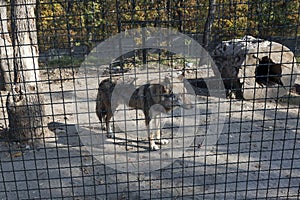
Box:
(149, 75), (193, 110)
(164, 74), (193, 110)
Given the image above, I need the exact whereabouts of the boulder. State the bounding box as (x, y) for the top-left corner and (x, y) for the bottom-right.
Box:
(212, 35), (298, 100)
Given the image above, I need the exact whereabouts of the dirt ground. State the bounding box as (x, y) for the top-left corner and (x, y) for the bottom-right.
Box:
(0, 65), (299, 199)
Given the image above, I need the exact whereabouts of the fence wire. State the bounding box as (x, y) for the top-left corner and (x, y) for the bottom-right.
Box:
(0, 0), (299, 199)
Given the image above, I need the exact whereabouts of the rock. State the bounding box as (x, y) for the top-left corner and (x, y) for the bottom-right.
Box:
(212, 35), (298, 100)
(44, 48), (70, 62)
(39, 44), (90, 63)
(72, 44), (89, 58)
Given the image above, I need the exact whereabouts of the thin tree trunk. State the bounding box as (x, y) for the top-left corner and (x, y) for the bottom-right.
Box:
(0, 0), (14, 91)
(203, 0), (216, 50)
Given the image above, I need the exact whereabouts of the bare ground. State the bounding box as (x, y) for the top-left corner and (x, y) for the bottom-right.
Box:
(0, 66), (299, 199)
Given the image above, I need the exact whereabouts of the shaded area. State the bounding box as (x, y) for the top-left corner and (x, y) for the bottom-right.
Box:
(255, 56), (284, 88)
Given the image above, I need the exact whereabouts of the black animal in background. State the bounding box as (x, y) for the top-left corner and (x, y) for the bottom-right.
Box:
(255, 56), (285, 88)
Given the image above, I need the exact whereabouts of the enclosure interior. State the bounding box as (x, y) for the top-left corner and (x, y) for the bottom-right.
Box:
(0, 1), (299, 199)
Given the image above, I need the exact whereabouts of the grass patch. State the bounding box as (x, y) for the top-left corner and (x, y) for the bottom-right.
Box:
(40, 56), (84, 69)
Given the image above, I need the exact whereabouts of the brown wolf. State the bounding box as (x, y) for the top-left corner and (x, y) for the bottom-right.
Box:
(96, 75), (192, 150)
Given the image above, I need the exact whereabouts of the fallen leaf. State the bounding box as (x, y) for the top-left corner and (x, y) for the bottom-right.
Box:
(11, 152), (23, 158)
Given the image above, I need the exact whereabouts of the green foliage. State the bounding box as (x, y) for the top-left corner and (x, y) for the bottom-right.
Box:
(40, 56), (84, 69)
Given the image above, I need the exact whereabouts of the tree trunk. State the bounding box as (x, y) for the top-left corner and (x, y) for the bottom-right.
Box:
(203, 0), (216, 50)
(5, 0), (50, 146)
(6, 84), (45, 145)
(12, 0), (40, 84)
(0, 0), (14, 91)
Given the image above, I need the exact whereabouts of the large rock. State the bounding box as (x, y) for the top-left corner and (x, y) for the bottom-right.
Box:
(212, 35), (298, 100)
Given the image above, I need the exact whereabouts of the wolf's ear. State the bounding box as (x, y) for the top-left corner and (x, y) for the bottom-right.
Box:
(164, 76), (171, 85)
(177, 74), (184, 81)
(164, 76), (174, 90)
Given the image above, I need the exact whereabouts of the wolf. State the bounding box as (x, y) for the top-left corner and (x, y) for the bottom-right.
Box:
(96, 75), (193, 150)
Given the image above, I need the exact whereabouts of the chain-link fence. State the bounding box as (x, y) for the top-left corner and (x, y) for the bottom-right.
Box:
(0, 0), (299, 199)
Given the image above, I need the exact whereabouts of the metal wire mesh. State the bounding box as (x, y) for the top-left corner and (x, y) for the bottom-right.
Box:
(0, 0), (299, 199)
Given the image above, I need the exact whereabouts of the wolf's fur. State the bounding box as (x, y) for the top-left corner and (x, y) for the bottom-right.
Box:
(96, 75), (192, 150)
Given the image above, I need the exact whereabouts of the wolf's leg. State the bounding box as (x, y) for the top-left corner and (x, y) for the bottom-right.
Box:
(154, 115), (169, 145)
(146, 116), (159, 151)
(100, 113), (106, 130)
(106, 111), (114, 138)
(96, 103), (106, 130)
(149, 129), (159, 150)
